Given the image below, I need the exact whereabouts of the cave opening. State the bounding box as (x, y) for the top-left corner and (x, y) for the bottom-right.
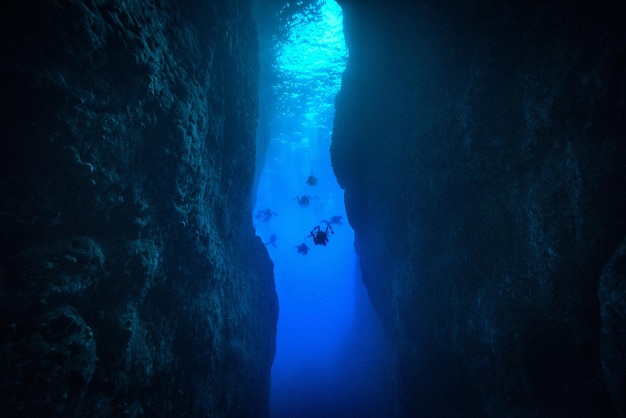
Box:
(252, 1), (390, 416)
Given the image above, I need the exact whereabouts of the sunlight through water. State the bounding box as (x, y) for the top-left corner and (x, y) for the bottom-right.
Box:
(254, 2), (390, 417)
(273, 1), (347, 124)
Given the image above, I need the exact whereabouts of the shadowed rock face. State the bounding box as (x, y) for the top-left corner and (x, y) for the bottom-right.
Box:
(0, 1), (277, 417)
(332, 0), (626, 417)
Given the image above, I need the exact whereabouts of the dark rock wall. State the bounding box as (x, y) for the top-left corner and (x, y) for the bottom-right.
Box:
(332, 0), (626, 416)
(1, 1), (277, 417)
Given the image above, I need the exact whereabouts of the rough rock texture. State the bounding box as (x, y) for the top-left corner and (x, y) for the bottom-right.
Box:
(332, 0), (626, 417)
(1, 1), (277, 417)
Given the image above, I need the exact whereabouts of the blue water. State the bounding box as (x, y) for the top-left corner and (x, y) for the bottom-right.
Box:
(253, 2), (390, 416)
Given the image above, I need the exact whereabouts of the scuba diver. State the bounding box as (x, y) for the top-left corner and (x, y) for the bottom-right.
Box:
(255, 208), (277, 222)
(306, 175), (318, 186)
(264, 233), (277, 247)
(294, 243), (310, 255)
(293, 195), (312, 208)
(320, 215), (343, 227)
(307, 224), (334, 246)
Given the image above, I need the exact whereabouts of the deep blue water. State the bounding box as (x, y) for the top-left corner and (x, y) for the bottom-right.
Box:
(253, 2), (390, 416)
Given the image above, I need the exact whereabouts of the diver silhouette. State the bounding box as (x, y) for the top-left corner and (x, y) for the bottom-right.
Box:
(306, 175), (318, 186)
(255, 208), (277, 222)
(294, 242), (310, 255)
(307, 224), (334, 246)
(293, 195), (312, 208)
(320, 215), (343, 227)
(264, 233), (277, 247)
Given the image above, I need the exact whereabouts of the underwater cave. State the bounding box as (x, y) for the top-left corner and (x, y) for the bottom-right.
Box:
(251, 1), (390, 417)
(1, 0), (625, 417)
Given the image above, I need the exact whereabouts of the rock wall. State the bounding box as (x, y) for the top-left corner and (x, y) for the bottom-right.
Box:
(332, 0), (626, 416)
(0, 1), (277, 417)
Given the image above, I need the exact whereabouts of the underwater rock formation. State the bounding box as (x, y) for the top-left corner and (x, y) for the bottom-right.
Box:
(1, 1), (277, 417)
(332, 0), (626, 417)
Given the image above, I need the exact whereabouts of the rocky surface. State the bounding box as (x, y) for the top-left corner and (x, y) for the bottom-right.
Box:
(332, 0), (626, 416)
(1, 1), (277, 417)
